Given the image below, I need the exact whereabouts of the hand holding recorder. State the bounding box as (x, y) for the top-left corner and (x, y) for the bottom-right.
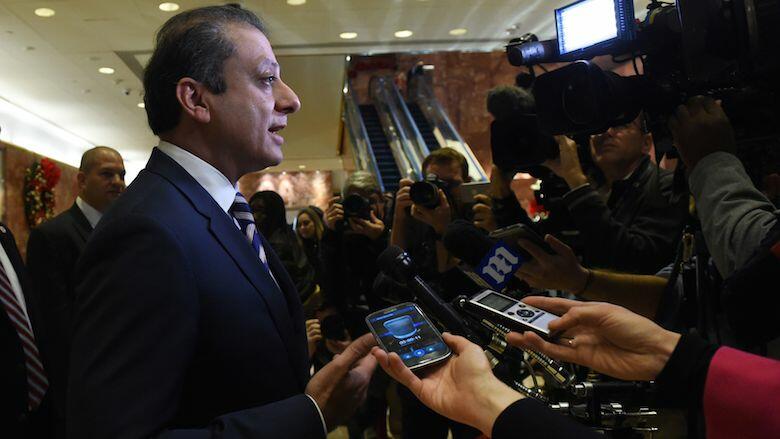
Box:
(507, 296), (680, 381)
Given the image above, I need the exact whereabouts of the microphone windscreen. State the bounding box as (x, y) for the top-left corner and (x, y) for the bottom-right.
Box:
(377, 245), (405, 276)
(443, 220), (495, 267)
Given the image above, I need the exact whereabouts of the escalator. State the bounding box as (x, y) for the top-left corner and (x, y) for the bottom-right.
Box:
(406, 102), (439, 152)
(358, 105), (401, 192)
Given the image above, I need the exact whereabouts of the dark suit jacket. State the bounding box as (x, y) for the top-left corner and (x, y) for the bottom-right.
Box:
(0, 224), (52, 438)
(68, 148), (322, 438)
(27, 203), (92, 434)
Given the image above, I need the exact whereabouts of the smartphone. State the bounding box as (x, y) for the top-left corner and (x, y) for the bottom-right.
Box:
(460, 181), (491, 201)
(463, 289), (560, 340)
(366, 302), (452, 370)
(489, 223), (554, 255)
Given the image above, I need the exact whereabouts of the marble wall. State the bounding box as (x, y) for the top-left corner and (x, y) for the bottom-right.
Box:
(238, 170), (333, 211)
(1, 141), (79, 260)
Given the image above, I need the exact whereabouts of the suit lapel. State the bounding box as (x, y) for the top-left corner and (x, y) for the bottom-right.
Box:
(144, 149), (301, 371)
(67, 203), (93, 245)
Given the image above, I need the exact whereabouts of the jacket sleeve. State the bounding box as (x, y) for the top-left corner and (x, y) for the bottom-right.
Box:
(688, 152), (779, 277)
(702, 347), (780, 439)
(562, 180), (686, 274)
(67, 214), (325, 439)
(492, 398), (601, 439)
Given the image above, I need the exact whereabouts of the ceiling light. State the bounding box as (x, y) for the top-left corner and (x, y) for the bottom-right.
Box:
(158, 2), (180, 12)
(449, 28), (468, 36)
(287, 0), (307, 5)
(298, 165), (306, 170)
(98, 67), (115, 75)
(137, 102), (146, 108)
(339, 32), (358, 40)
(34, 8), (55, 18)
(394, 30), (413, 39)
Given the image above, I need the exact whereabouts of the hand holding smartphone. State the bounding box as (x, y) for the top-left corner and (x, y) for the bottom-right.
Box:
(366, 303), (451, 370)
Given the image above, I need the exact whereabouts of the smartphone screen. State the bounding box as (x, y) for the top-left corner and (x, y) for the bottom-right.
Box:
(366, 303), (451, 369)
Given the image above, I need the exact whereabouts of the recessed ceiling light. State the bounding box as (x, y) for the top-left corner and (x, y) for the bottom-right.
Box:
(137, 102), (146, 108)
(449, 28), (468, 36)
(339, 32), (358, 40)
(34, 8), (56, 18)
(158, 2), (180, 12)
(287, 0), (307, 5)
(394, 30), (413, 39)
(298, 165), (306, 170)
(98, 67), (115, 75)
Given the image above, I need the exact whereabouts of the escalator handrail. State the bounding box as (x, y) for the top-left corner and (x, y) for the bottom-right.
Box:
(389, 79), (431, 169)
(369, 76), (421, 181)
(343, 79), (386, 192)
(408, 70), (488, 182)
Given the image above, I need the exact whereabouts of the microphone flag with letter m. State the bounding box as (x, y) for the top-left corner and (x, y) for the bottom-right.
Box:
(476, 241), (525, 290)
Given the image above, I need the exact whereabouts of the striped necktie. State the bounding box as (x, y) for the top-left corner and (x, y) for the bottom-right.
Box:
(0, 263), (48, 410)
(229, 192), (271, 269)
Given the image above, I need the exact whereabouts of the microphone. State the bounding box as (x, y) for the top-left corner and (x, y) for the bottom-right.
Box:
(443, 220), (525, 291)
(377, 246), (477, 340)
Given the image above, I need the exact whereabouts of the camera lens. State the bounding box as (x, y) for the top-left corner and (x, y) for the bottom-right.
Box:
(409, 181), (440, 209)
(342, 194), (371, 220)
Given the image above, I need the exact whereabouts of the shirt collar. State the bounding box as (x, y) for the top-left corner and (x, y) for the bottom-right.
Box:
(75, 197), (102, 229)
(157, 141), (237, 214)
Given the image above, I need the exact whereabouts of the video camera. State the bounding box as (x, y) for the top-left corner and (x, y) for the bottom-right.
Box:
(506, 0), (779, 155)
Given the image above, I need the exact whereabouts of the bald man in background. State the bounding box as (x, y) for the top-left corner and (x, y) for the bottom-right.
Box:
(26, 146), (125, 438)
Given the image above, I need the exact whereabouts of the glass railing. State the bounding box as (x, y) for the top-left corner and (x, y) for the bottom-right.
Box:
(408, 66), (489, 182)
(343, 79), (386, 191)
(369, 76), (423, 180)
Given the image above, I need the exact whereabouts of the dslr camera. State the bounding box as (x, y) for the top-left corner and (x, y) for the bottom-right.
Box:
(409, 174), (452, 209)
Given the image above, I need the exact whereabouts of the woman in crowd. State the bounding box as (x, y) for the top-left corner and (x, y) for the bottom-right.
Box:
(295, 206), (326, 292)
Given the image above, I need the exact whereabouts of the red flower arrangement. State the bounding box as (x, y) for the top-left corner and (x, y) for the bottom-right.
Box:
(24, 158), (62, 227)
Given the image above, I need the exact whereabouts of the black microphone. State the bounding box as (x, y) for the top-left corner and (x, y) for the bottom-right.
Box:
(377, 246), (477, 340)
(443, 220), (529, 291)
(442, 220), (495, 268)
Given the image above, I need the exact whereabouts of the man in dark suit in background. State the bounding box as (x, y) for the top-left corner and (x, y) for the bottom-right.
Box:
(67, 5), (376, 438)
(26, 146), (125, 437)
(0, 223), (51, 438)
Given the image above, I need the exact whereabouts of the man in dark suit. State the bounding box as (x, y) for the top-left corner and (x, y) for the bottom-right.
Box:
(67, 5), (377, 438)
(26, 146), (125, 436)
(0, 223), (52, 438)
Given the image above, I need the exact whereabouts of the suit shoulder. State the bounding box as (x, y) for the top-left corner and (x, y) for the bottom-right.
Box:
(33, 207), (78, 236)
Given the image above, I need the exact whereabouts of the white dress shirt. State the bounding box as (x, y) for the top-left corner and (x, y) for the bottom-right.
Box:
(76, 197), (103, 229)
(156, 141), (327, 435)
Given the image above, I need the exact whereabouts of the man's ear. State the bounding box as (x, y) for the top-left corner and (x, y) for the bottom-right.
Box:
(175, 78), (210, 124)
(642, 132), (654, 155)
(77, 171), (86, 190)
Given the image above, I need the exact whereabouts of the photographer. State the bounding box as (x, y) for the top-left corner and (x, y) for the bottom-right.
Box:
(373, 296), (780, 439)
(390, 148), (470, 278)
(387, 147), (482, 439)
(321, 171), (389, 334)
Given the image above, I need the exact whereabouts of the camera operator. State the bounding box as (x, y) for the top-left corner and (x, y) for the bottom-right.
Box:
(486, 85), (688, 274)
(669, 96), (779, 278)
(372, 295), (780, 439)
(546, 116), (688, 274)
(321, 171), (389, 334)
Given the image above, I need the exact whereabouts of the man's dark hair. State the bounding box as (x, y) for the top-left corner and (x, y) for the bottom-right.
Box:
(143, 5), (265, 135)
(421, 147), (469, 181)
